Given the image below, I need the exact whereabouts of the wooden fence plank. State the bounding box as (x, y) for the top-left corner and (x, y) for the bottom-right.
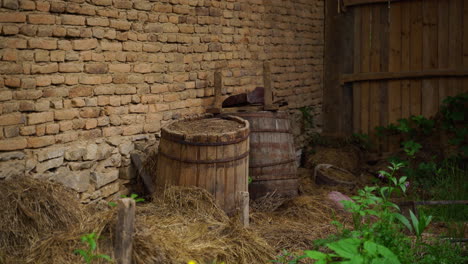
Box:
(388, 3), (402, 151)
(449, 0), (464, 96)
(438, 0), (449, 103)
(410, 0), (423, 116)
(379, 5), (390, 151)
(401, 2), (411, 119)
(353, 7), (362, 133)
(360, 5), (371, 134)
(464, 0), (468, 93)
(370, 6), (381, 143)
(115, 198), (136, 264)
(422, 0), (439, 117)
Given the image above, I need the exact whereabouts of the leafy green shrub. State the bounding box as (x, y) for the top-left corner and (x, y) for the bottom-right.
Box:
(74, 233), (112, 263)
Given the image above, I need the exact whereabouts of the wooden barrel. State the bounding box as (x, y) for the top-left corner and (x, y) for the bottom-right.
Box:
(232, 111), (298, 199)
(155, 115), (250, 215)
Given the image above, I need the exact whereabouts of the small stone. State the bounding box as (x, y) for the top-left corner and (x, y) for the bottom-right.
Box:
(0, 160), (25, 179)
(0, 151), (25, 161)
(119, 141), (134, 156)
(69, 161), (95, 171)
(91, 169), (119, 188)
(64, 147), (86, 161)
(97, 143), (113, 160)
(84, 143), (98, 160)
(37, 147), (65, 162)
(36, 156), (63, 173)
(99, 181), (119, 198)
(53, 169), (90, 192)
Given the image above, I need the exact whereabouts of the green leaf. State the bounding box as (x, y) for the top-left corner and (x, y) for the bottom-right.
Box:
(130, 193), (138, 199)
(409, 210), (420, 236)
(97, 254), (112, 261)
(394, 213), (413, 233)
(304, 250), (327, 260)
(108, 202), (117, 207)
(326, 238), (361, 259)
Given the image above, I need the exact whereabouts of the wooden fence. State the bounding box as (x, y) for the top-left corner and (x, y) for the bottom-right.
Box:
(324, 0), (468, 146)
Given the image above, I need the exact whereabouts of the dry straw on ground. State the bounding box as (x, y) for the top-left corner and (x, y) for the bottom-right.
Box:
(0, 174), (349, 264)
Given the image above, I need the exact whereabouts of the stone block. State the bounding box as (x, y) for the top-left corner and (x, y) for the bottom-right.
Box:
(28, 112), (54, 125)
(36, 146), (65, 162)
(64, 147), (86, 161)
(91, 169), (119, 188)
(69, 86), (93, 98)
(0, 137), (27, 151)
(0, 151), (25, 161)
(0, 160), (25, 179)
(0, 113), (25, 126)
(28, 14), (55, 24)
(84, 63), (108, 74)
(27, 135), (55, 148)
(54, 109), (79, 120)
(54, 169), (90, 192)
(72, 39), (98, 50)
(61, 15), (85, 25)
(0, 12), (25, 23)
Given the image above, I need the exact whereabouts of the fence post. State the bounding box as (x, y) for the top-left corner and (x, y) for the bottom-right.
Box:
(114, 198), (136, 264)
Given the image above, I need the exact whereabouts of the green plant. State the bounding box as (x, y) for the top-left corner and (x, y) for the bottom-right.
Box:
(109, 193), (145, 207)
(440, 93), (468, 157)
(401, 140), (422, 158)
(349, 133), (372, 150)
(74, 233), (112, 263)
(304, 238), (401, 264)
(415, 239), (468, 264)
(395, 210), (433, 240)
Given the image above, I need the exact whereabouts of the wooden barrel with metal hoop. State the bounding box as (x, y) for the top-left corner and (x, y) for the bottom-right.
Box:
(155, 115), (250, 215)
(231, 111), (298, 199)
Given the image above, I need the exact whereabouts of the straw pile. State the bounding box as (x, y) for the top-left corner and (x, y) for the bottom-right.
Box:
(0, 170), (351, 264)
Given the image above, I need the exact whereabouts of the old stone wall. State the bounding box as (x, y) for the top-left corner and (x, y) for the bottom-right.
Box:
(0, 0), (323, 202)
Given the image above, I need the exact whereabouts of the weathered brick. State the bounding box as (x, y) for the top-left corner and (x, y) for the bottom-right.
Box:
(61, 15), (86, 25)
(85, 118), (98, 129)
(100, 41), (122, 51)
(35, 76), (51, 86)
(28, 112), (54, 125)
(114, 0), (132, 9)
(79, 107), (100, 118)
(28, 14), (55, 24)
(0, 91), (13, 101)
(0, 113), (24, 126)
(59, 62), (83, 73)
(34, 50), (50, 62)
(86, 17), (109, 26)
(45, 123), (60, 134)
(69, 86), (93, 98)
(50, 50), (65, 62)
(72, 39), (98, 50)
(20, 0), (35, 10)
(50, 2), (65, 13)
(35, 1), (50, 12)
(15, 90), (42, 100)
(27, 135), (55, 148)
(84, 63), (108, 74)
(0, 137), (27, 151)
(109, 64), (130, 73)
(31, 63), (58, 74)
(79, 75), (101, 85)
(110, 20), (131, 30)
(133, 63), (151, 73)
(3, 0), (19, 9)
(122, 124), (143, 136)
(102, 126), (122, 137)
(2, 25), (19, 35)
(1, 50), (18, 61)
(54, 109), (79, 120)
(4, 77), (21, 87)
(0, 13), (26, 23)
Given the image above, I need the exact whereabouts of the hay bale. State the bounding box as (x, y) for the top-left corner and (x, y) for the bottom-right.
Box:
(0, 176), (87, 259)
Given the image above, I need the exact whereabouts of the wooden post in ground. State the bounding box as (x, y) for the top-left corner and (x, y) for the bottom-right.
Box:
(114, 198), (136, 264)
(239, 191), (249, 227)
(263, 62), (278, 111)
(207, 71), (223, 113)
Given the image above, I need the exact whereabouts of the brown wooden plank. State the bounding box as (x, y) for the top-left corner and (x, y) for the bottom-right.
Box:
(401, 1), (411, 119)
(388, 2), (402, 151)
(215, 141), (225, 210)
(410, 0), (423, 116)
(369, 6), (381, 143)
(114, 198), (135, 264)
(353, 7), (362, 133)
(360, 5), (371, 134)
(449, 0), (464, 96)
(341, 69), (468, 84)
(343, 0), (404, 8)
(438, 0), (449, 102)
(379, 4), (390, 151)
(464, 0), (468, 93)
(422, 0), (439, 118)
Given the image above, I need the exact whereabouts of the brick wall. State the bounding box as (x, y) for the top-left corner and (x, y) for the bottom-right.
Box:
(0, 0), (323, 201)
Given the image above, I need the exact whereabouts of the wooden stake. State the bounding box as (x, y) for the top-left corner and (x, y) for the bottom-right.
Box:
(207, 71), (223, 114)
(114, 198), (136, 264)
(239, 191), (249, 227)
(263, 62), (277, 110)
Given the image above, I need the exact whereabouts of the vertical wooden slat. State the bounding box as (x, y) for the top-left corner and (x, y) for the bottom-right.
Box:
(369, 6), (381, 147)
(401, 1), (411, 119)
(464, 0), (468, 93)
(388, 3), (402, 151)
(410, 0), (423, 116)
(379, 5), (390, 151)
(422, 0), (439, 117)
(360, 6), (371, 134)
(353, 7), (362, 133)
(438, 0), (449, 102)
(449, 0), (464, 96)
